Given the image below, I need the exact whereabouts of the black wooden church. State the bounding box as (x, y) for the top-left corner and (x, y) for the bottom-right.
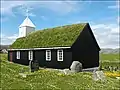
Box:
(8, 17), (100, 69)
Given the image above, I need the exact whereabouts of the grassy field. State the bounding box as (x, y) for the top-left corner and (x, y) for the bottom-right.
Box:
(100, 54), (119, 62)
(0, 53), (120, 90)
(100, 54), (120, 71)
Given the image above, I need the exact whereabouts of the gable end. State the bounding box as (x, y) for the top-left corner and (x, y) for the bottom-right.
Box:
(86, 23), (100, 51)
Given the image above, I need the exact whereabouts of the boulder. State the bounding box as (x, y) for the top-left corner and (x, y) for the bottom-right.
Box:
(93, 71), (106, 81)
(70, 61), (82, 73)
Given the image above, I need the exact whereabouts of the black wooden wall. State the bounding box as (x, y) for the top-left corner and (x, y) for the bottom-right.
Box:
(19, 50), (29, 65)
(72, 23), (100, 69)
(35, 49), (72, 69)
(8, 48), (72, 69)
(8, 50), (29, 65)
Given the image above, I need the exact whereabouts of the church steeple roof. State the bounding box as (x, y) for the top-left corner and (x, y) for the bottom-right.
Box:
(19, 17), (35, 28)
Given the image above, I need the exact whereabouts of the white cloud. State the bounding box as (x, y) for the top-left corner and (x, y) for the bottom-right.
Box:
(91, 24), (108, 30)
(16, 5), (36, 17)
(0, 33), (18, 45)
(41, 1), (78, 15)
(1, 1), (79, 17)
(1, 1), (27, 16)
(91, 23), (119, 49)
(1, 1), (80, 23)
(67, 21), (119, 48)
(110, 27), (119, 34)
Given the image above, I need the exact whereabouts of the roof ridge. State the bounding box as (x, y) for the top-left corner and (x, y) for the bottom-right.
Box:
(19, 17), (36, 28)
(11, 23), (87, 49)
(36, 23), (87, 31)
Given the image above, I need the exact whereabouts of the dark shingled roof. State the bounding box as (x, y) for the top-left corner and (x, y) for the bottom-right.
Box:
(10, 23), (87, 49)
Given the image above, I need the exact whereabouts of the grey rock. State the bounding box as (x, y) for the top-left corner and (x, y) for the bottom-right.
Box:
(2, 49), (8, 53)
(93, 71), (106, 81)
(63, 69), (73, 75)
(70, 61), (82, 73)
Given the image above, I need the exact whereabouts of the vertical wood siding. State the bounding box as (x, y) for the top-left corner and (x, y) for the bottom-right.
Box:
(72, 24), (99, 69)
(34, 49), (72, 69)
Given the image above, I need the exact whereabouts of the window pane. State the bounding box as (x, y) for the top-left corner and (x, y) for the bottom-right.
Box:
(46, 50), (51, 61)
(57, 50), (63, 61)
(16, 51), (20, 59)
(29, 51), (33, 60)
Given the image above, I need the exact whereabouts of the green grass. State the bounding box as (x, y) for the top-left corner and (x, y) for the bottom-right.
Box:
(100, 54), (119, 62)
(10, 23), (86, 49)
(0, 53), (8, 61)
(100, 54), (120, 71)
(0, 53), (120, 90)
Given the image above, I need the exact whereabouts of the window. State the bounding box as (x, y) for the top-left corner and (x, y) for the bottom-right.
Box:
(29, 51), (33, 60)
(46, 50), (51, 61)
(57, 50), (63, 61)
(16, 51), (20, 59)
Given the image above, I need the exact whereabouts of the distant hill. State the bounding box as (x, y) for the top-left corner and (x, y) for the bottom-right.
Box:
(100, 48), (119, 54)
(0, 45), (10, 50)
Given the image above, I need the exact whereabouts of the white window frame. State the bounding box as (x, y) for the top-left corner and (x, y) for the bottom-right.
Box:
(46, 50), (51, 61)
(16, 51), (20, 59)
(57, 50), (63, 61)
(29, 51), (33, 60)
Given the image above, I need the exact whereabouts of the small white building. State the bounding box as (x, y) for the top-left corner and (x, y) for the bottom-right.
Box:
(19, 16), (35, 38)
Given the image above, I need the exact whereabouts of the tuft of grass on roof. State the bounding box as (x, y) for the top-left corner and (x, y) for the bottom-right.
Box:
(10, 23), (86, 49)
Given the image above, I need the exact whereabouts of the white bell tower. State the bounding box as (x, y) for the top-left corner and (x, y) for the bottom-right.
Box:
(19, 9), (35, 38)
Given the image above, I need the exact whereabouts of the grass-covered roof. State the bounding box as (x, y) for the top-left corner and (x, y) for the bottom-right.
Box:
(10, 23), (87, 49)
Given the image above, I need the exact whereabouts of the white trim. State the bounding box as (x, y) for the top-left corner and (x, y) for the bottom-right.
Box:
(57, 50), (63, 61)
(8, 47), (71, 51)
(82, 67), (99, 71)
(16, 51), (20, 59)
(46, 50), (51, 61)
(29, 51), (33, 60)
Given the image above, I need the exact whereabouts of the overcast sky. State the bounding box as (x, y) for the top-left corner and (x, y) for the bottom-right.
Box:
(1, 0), (119, 49)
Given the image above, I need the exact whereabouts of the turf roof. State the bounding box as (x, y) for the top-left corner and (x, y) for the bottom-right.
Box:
(10, 23), (87, 49)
